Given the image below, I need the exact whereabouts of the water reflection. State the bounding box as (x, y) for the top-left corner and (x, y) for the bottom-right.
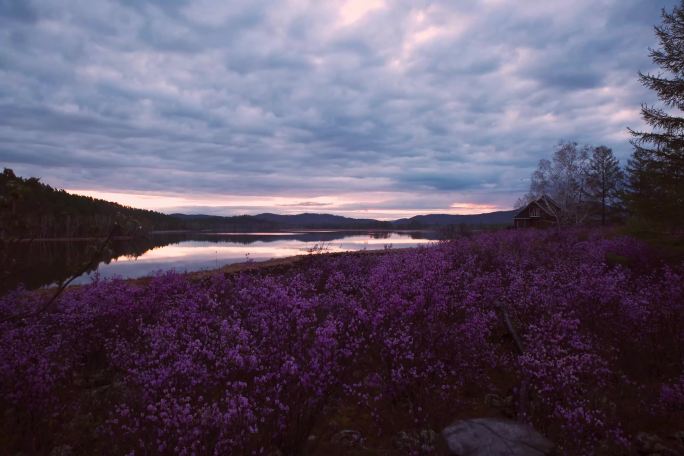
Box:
(2, 230), (438, 291)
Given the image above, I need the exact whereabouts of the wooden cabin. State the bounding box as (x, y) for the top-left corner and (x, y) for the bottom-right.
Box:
(513, 195), (560, 228)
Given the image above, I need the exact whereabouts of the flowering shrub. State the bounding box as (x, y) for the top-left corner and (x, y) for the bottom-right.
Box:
(0, 229), (682, 454)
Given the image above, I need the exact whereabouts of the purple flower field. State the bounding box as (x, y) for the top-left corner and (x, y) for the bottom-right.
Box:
(1, 229), (683, 455)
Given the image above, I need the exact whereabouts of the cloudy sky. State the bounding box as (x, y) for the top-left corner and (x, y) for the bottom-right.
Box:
(0, 0), (677, 219)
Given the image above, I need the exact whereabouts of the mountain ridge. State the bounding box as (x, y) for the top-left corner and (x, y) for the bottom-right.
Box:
(169, 210), (517, 229)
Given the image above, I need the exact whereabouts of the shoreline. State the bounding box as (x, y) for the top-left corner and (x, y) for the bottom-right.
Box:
(98, 246), (418, 287)
(26, 246), (420, 292)
(11, 228), (440, 242)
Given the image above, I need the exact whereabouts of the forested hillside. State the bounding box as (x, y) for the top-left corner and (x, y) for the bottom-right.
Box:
(172, 212), (392, 231)
(393, 210), (518, 227)
(0, 168), (183, 238)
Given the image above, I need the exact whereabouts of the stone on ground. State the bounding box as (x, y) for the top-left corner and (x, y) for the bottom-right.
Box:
(441, 418), (554, 456)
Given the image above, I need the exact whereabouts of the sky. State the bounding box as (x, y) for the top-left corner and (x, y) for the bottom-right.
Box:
(0, 0), (678, 219)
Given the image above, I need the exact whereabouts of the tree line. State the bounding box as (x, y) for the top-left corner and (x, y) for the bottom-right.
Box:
(519, 3), (684, 230)
(0, 168), (185, 239)
(517, 142), (624, 226)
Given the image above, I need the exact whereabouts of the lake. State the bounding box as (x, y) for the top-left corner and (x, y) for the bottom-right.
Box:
(2, 230), (439, 291)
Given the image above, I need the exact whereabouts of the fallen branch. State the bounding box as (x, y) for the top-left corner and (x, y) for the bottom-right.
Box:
(498, 301), (524, 355)
(497, 301), (529, 419)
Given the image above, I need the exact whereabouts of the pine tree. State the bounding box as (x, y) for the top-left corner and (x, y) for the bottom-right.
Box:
(586, 146), (624, 225)
(627, 3), (684, 226)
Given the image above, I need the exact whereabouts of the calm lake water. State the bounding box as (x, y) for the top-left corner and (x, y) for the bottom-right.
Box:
(4, 231), (439, 291)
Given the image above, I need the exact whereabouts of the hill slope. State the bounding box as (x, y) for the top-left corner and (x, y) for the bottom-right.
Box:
(393, 210), (518, 227)
(0, 168), (183, 238)
(252, 213), (390, 228)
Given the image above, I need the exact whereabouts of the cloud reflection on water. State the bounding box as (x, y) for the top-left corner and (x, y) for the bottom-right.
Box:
(77, 231), (434, 284)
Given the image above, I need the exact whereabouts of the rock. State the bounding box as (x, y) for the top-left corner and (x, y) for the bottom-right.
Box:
(330, 429), (364, 449)
(441, 418), (554, 456)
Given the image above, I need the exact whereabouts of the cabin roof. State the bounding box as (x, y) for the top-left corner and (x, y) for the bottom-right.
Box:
(513, 195), (560, 220)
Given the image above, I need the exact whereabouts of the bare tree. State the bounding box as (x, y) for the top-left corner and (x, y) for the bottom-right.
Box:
(524, 142), (591, 225)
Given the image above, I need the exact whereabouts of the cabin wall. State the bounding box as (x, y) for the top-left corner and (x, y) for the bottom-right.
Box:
(513, 199), (560, 229)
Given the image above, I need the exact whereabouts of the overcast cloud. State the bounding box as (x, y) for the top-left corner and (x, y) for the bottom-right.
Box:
(0, 0), (677, 218)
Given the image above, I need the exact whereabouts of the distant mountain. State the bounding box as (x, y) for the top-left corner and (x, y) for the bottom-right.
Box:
(170, 210), (517, 231)
(252, 213), (389, 228)
(392, 210), (518, 227)
(169, 214), (279, 232)
(169, 212), (391, 230)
